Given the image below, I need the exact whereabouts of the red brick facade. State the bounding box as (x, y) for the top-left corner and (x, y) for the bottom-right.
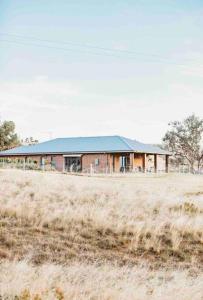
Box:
(51, 155), (64, 171)
(82, 153), (110, 173)
(36, 155), (64, 171)
(0, 153), (169, 173)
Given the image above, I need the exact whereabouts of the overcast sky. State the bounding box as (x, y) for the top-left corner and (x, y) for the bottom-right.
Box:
(0, 0), (203, 143)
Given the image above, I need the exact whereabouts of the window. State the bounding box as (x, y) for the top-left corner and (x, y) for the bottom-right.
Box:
(95, 158), (99, 166)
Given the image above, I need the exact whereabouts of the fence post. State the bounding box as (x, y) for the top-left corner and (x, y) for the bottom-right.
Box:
(90, 164), (93, 176)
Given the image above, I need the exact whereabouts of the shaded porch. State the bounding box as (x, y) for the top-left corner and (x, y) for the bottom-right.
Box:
(110, 153), (169, 173)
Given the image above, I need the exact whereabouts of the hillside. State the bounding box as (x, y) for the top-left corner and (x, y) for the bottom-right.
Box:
(0, 170), (203, 299)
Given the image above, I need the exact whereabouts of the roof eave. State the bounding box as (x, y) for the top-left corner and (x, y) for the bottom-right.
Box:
(0, 150), (172, 156)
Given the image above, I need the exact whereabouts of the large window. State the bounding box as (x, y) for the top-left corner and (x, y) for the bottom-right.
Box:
(64, 156), (81, 172)
(119, 155), (129, 172)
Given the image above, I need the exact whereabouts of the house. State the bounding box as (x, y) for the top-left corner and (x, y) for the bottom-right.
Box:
(0, 135), (171, 173)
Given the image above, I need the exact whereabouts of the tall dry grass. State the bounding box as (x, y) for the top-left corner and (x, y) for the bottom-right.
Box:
(0, 169), (203, 299)
(0, 261), (202, 300)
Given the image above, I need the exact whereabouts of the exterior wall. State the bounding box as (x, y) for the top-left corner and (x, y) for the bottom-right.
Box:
(81, 153), (109, 173)
(134, 154), (143, 170)
(146, 154), (154, 171)
(51, 155), (64, 171)
(26, 154), (64, 171)
(32, 156), (41, 165)
(146, 154), (167, 172)
(0, 152), (169, 173)
(37, 156), (54, 170)
(0, 155), (41, 166)
(113, 154), (120, 172)
(157, 155), (166, 172)
(0, 155), (64, 171)
(133, 154), (167, 172)
(107, 154), (114, 173)
(4, 155), (41, 164)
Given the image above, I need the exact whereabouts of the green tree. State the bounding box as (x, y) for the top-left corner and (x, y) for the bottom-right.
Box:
(163, 114), (203, 171)
(22, 137), (39, 145)
(0, 120), (20, 150)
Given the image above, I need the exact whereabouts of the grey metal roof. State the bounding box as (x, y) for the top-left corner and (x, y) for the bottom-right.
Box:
(0, 135), (171, 156)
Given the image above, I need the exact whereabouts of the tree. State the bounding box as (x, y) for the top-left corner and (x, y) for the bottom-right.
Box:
(22, 137), (39, 145)
(163, 114), (203, 171)
(0, 120), (20, 151)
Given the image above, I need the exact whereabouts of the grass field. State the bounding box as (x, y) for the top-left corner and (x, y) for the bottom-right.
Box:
(0, 169), (203, 299)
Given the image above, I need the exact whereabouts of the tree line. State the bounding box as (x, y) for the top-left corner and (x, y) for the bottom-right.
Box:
(0, 115), (203, 171)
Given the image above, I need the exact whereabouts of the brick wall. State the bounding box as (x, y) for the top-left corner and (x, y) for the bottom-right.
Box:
(52, 155), (64, 171)
(0, 153), (168, 173)
(38, 155), (64, 171)
(81, 153), (109, 173)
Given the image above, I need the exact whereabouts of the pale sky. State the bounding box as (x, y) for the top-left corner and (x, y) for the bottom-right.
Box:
(0, 0), (203, 143)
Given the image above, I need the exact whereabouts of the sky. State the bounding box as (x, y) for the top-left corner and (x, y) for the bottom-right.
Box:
(0, 0), (203, 143)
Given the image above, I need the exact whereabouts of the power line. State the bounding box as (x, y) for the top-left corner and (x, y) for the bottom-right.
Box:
(1, 32), (202, 65)
(0, 32), (202, 68)
(0, 32), (173, 61)
(0, 38), (142, 60)
(0, 39), (160, 64)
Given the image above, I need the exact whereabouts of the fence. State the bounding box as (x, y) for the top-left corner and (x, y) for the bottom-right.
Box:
(0, 161), (165, 174)
(0, 161), (202, 175)
(169, 165), (203, 174)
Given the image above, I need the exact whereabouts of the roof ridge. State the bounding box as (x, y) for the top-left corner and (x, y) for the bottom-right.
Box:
(56, 135), (118, 139)
(117, 136), (134, 151)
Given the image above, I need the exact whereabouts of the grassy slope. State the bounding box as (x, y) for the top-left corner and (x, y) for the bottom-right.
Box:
(0, 170), (203, 299)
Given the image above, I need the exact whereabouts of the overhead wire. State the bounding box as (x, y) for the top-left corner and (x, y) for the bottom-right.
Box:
(0, 32), (202, 69)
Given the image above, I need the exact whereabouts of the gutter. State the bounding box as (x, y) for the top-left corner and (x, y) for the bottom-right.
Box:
(0, 150), (172, 156)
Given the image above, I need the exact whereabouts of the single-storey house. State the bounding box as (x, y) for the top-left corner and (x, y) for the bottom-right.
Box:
(0, 135), (171, 173)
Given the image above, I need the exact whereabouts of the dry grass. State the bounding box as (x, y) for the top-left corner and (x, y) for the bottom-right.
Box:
(0, 169), (203, 299)
(0, 261), (202, 300)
